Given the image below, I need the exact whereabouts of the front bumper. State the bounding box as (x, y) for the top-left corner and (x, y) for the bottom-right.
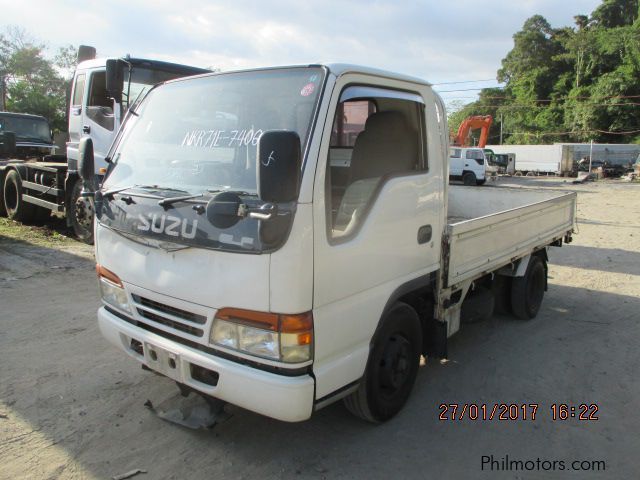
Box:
(98, 307), (315, 422)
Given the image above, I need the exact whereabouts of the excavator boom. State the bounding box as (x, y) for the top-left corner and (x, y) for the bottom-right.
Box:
(452, 115), (493, 148)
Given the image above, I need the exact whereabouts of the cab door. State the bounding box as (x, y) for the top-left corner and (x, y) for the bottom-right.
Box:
(67, 72), (86, 162)
(83, 68), (117, 170)
(311, 77), (444, 399)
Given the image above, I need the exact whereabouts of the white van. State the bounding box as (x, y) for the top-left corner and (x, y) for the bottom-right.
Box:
(449, 147), (497, 185)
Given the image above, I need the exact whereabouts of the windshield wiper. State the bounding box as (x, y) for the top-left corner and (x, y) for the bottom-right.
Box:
(102, 185), (189, 199)
(207, 189), (257, 196)
(158, 193), (205, 209)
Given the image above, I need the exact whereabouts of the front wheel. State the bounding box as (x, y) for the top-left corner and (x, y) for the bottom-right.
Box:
(462, 172), (477, 186)
(69, 178), (94, 244)
(343, 302), (422, 423)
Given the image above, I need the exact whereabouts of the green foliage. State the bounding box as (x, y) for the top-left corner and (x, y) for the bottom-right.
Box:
(458, 0), (640, 145)
(0, 26), (75, 132)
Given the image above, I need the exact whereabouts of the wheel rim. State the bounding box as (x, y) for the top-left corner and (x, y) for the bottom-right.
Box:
(74, 196), (94, 230)
(379, 334), (411, 396)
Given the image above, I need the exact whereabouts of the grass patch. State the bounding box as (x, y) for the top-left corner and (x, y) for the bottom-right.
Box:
(0, 216), (77, 247)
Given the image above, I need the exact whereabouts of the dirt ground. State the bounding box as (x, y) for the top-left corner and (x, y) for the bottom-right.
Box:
(1, 177), (639, 480)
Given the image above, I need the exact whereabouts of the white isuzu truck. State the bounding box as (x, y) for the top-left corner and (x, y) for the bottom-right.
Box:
(81, 64), (577, 423)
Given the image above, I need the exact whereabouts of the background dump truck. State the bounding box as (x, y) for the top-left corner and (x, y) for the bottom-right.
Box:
(81, 64), (577, 423)
(0, 46), (208, 242)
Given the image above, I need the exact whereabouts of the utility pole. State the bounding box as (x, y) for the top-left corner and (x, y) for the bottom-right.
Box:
(500, 114), (503, 145)
(589, 139), (593, 174)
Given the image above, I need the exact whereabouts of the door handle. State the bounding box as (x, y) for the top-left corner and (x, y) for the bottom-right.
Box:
(417, 225), (432, 244)
(83, 125), (91, 134)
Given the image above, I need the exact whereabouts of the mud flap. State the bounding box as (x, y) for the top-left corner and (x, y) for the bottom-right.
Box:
(423, 317), (448, 359)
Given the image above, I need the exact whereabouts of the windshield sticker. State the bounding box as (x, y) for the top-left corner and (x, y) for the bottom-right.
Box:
(300, 83), (315, 97)
(181, 129), (264, 148)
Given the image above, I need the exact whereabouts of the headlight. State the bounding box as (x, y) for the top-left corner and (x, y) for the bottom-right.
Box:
(96, 265), (131, 313)
(211, 308), (312, 363)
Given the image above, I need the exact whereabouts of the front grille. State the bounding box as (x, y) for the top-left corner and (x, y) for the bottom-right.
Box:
(136, 308), (204, 336)
(131, 294), (206, 338)
(131, 294), (206, 324)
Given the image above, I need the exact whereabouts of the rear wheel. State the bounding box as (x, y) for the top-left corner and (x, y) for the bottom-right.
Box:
(463, 172), (477, 186)
(511, 255), (546, 320)
(343, 302), (422, 423)
(69, 178), (94, 244)
(3, 170), (37, 223)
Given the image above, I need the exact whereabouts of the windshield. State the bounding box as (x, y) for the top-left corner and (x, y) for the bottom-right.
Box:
(104, 67), (324, 195)
(0, 115), (51, 143)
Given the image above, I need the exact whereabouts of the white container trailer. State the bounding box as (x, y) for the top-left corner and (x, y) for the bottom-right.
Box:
(487, 143), (640, 177)
(486, 144), (573, 175)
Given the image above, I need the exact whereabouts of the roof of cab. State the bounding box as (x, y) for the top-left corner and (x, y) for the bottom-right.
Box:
(164, 62), (432, 87)
(0, 111), (49, 121)
(76, 57), (209, 76)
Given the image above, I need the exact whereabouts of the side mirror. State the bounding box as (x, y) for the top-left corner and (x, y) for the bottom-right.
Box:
(78, 137), (95, 185)
(0, 131), (16, 157)
(257, 131), (301, 203)
(77, 45), (97, 64)
(106, 59), (125, 104)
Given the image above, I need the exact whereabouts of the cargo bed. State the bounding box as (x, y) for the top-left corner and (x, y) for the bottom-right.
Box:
(444, 186), (577, 287)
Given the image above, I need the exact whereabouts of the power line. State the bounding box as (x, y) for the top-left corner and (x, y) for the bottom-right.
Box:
(441, 93), (640, 102)
(432, 78), (497, 85)
(437, 86), (506, 92)
(469, 102), (640, 109)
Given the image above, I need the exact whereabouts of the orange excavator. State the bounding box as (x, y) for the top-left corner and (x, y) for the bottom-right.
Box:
(452, 115), (493, 148)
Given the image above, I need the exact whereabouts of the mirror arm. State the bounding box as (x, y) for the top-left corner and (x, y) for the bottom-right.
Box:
(238, 202), (276, 221)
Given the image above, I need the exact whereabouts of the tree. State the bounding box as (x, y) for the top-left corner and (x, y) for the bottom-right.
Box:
(0, 26), (75, 132)
(453, 0), (640, 144)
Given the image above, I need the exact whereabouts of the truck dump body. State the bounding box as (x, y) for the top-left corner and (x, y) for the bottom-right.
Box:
(445, 186), (576, 287)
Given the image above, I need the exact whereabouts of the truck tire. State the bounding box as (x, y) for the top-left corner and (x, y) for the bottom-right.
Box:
(463, 172), (476, 186)
(511, 256), (546, 320)
(343, 302), (422, 423)
(3, 169), (37, 223)
(69, 178), (94, 244)
(476, 179), (486, 186)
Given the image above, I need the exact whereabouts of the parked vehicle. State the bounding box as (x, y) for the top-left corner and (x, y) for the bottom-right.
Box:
(0, 46), (208, 242)
(487, 143), (640, 177)
(0, 112), (55, 158)
(83, 64), (577, 423)
(484, 149), (516, 175)
(449, 147), (497, 185)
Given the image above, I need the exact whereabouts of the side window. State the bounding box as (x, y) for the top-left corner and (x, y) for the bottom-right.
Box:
(72, 74), (85, 107)
(326, 87), (427, 240)
(330, 100), (376, 147)
(86, 71), (114, 131)
(451, 148), (461, 158)
(466, 150), (483, 160)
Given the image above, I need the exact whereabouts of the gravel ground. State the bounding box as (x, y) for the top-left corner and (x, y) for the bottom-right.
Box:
(1, 177), (638, 480)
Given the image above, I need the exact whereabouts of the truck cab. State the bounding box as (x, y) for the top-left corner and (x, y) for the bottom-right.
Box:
(0, 112), (54, 159)
(0, 49), (208, 242)
(449, 146), (497, 185)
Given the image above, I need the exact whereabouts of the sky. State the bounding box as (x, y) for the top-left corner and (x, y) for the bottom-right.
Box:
(1, 0), (603, 109)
